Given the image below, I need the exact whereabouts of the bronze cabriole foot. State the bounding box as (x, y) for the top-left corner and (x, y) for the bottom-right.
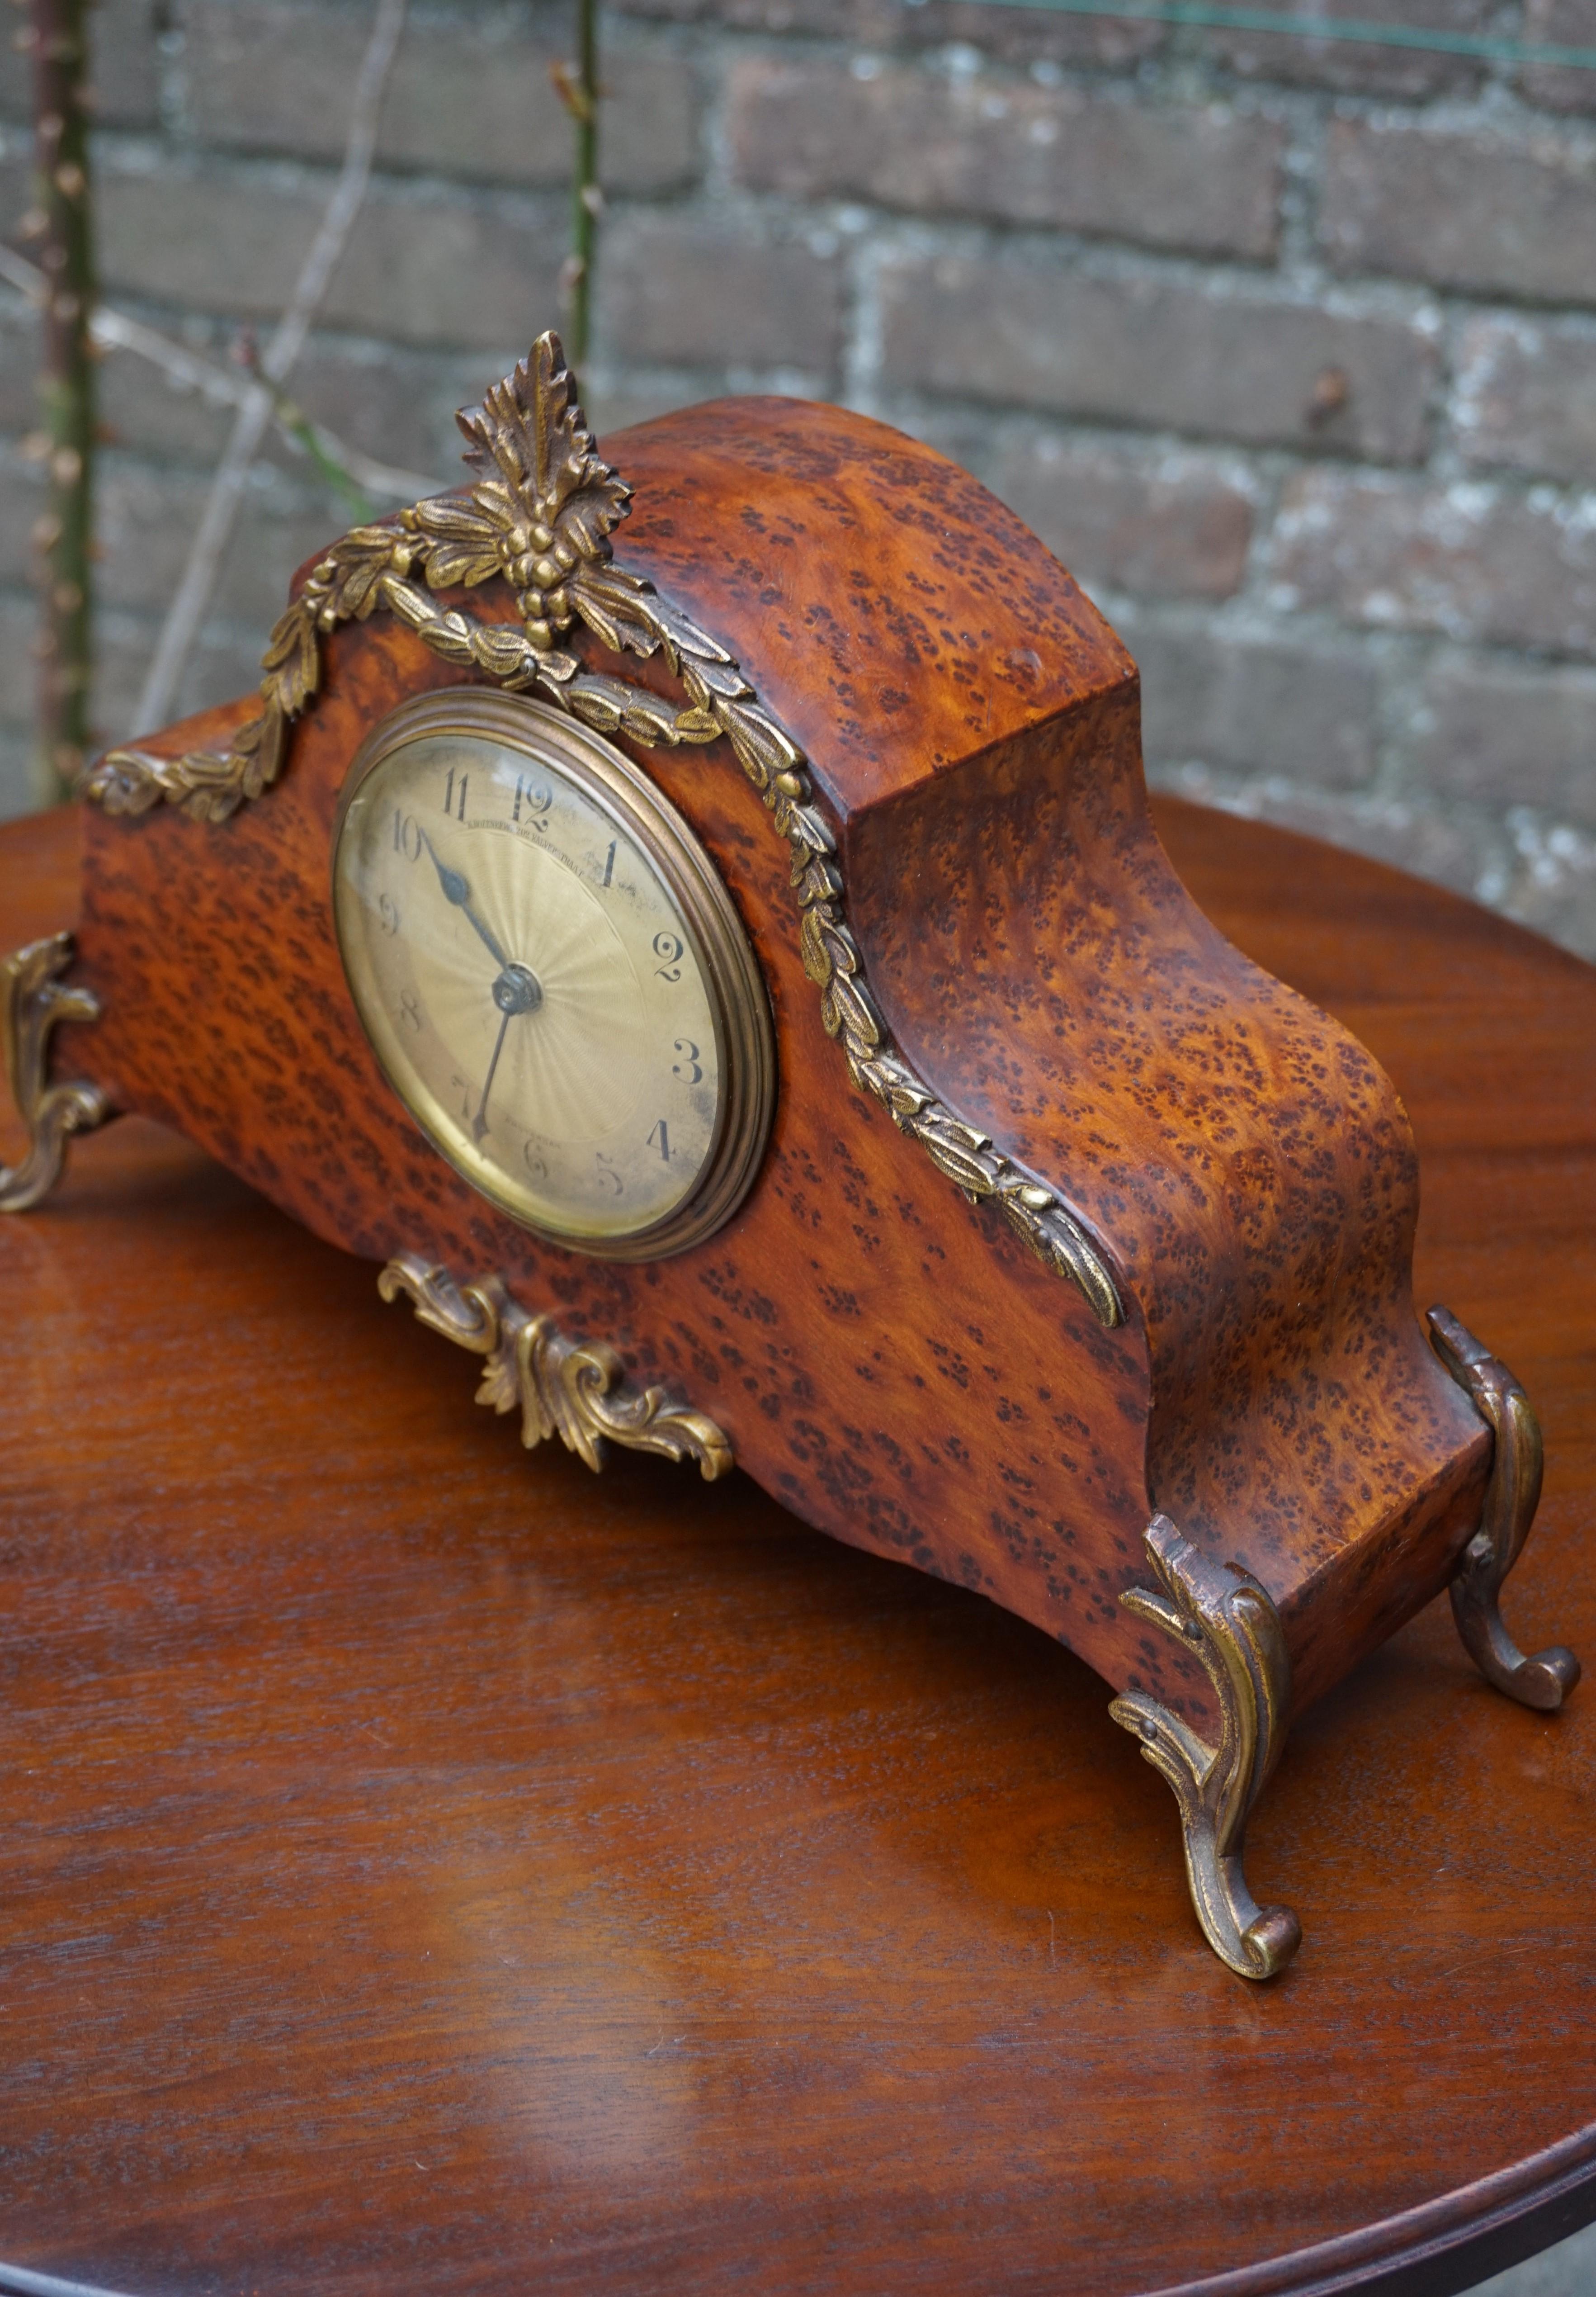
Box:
(0, 932), (110, 1212)
(1111, 1515), (1302, 1982)
(379, 1252), (733, 1482)
(1428, 1306), (1581, 1712)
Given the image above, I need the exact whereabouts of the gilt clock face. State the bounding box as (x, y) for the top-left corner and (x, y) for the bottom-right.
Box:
(331, 689), (774, 1259)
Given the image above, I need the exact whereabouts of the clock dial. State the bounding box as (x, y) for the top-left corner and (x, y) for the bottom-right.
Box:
(332, 690), (774, 1256)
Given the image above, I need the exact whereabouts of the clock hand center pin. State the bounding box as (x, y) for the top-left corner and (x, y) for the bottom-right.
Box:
(474, 964), (543, 1143)
(491, 961), (543, 1017)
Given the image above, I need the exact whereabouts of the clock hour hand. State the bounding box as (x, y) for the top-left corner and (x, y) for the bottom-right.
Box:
(420, 830), (511, 971)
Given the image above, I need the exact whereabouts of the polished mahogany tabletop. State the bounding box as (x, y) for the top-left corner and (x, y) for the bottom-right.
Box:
(1, 796), (1593, 2297)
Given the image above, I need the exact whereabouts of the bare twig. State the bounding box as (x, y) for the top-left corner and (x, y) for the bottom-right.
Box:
(24, 0), (94, 803)
(0, 245), (445, 503)
(552, 0), (601, 378)
(261, 384), (376, 524)
(133, 0), (407, 739)
(233, 326), (372, 525)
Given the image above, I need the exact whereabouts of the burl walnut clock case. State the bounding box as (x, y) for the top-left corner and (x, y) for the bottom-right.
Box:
(2, 335), (1578, 1980)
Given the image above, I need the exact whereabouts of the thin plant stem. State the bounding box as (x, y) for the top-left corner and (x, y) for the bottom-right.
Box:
(133, 0), (406, 741)
(553, 0), (601, 379)
(26, 0), (94, 805)
(271, 396), (377, 526)
(235, 332), (375, 526)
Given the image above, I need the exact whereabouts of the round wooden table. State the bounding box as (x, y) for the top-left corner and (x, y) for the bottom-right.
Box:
(2, 796), (1593, 2297)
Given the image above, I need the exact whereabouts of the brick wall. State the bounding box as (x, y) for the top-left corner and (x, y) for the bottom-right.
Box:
(3, 0), (1595, 956)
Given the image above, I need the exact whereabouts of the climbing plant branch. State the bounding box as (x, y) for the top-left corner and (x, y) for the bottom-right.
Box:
(22, 0), (93, 805)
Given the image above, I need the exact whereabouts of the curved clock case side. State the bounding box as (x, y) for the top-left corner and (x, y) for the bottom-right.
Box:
(602, 401), (1493, 1720)
(26, 371), (1574, 1979)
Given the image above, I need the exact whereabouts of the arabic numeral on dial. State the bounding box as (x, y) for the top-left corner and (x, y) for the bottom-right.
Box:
(513, 775), (552, 827)
(393, 810), (422, 862)
(653, 930), (685, 982)
(399, 987), (424, 1033)
(601, 839), (616, 888)
(522, 1141), (548, 1183)
(595, 1152), (623, 1197)
(671, 1038), (703, 1084)
(646, 1119), (671, 1163)
(378, 892), (399, 934)
(450, 1071), (473, 1122)
(443, 767), (468, 822)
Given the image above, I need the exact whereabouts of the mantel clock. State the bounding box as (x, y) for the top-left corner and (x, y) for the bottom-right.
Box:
(3, 335), (1578, 1980)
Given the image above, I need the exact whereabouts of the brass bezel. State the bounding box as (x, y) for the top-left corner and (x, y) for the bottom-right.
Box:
(331, 686), (776, 1263)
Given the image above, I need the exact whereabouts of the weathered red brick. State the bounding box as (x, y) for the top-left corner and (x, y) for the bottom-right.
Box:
(1455, 314), (1596, 483)
(1270, 468), (1596, 656)
(599, 216), (845, 377)
(183, 4), (699, 195)
(1117, 606), (1379, 790)
(1519, 0), (1596, 113)
(730, 57), (1283, 260)
(1413, 652), (1596, 828)
(1321, 118), (1596, 302)
(97, 162), (567, 349)
(977, 434), (1254, 600)
(1204, 0), (1490, 96)
(609, 0), (1161, 68)
(879, 254), (1436, 461)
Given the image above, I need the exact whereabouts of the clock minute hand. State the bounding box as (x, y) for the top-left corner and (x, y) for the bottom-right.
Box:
(420, 830), (511, 971)
(472, 961), (544, 1146)
(472, 1009), (513, 1145)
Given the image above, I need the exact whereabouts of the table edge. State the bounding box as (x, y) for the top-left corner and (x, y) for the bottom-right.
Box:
(2, 2109), (1591, 2297)
(0, 2268), (138, 2297)
(1145, 2118), (1596, 2297)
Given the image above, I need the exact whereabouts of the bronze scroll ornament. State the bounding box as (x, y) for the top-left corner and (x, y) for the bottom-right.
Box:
(0, 931), (108, 1211)
(1112, 1316), (1581, 1980)
(378, 1250), (733, 1481)
(1428, 1306), (1582, 1711)
(1110, 1515), (1301, 1982)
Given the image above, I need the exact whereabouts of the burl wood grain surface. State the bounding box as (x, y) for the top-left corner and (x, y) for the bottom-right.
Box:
(1, 798), (1594, 2297)
(68, 399), (1486, 1723)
